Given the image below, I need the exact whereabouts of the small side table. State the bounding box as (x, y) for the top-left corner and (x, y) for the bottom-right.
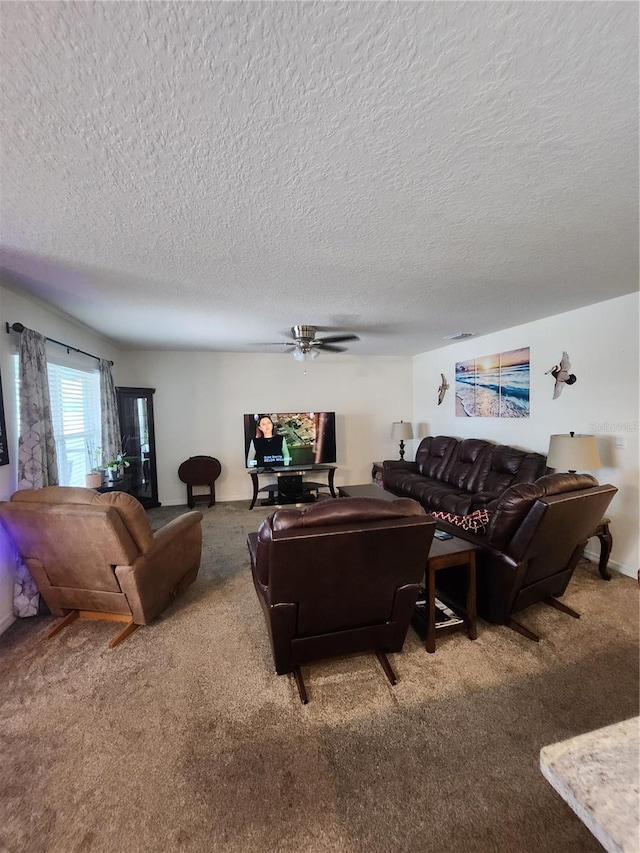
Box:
(178, 456), (221, 508)
(419, 534), (479, 653)
(96, 474), (132, 494)
(591, 517), (613, 580)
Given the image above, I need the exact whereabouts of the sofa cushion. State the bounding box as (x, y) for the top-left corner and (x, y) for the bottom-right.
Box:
(414, 482), (465, 511)
(437, 491), (488, 516)
(382, 467), (425, 494)
(480, 446), (547, 496)
(415, 436), (457, 479)
(440, 439), (492, 490)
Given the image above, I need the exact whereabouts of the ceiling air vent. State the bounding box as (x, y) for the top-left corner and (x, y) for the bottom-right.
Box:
(443, 332), (475, 341)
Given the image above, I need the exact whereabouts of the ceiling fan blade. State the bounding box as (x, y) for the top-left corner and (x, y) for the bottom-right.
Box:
(256, 342), (296, 347)
(317, 334), (359, 344)
(317, 343), (347, 352)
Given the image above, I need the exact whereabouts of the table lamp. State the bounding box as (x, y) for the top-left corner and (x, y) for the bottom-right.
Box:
(391, 421), (413, 460)
(547, 432), (601, 473)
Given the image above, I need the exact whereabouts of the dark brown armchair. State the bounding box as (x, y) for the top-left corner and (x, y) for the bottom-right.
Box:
(247, 496), (435, 703)
(0, 486), (203, 647)
(434, 474), (618, 640)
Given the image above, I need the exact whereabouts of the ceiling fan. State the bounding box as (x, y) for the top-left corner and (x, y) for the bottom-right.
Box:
(259, 325), (360, 360)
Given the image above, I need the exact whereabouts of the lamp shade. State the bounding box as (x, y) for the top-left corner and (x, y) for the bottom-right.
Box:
(547, 433), (601, 471)
(391, 421), (414, 440)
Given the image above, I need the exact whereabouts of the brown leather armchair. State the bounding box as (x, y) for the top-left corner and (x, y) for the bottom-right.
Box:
(247, 496), (435, 703)
(0, 486), (203, 647)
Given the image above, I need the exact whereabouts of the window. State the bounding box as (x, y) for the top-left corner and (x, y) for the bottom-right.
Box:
(13, 346), (104, 488)
(47, 359), (101, 487)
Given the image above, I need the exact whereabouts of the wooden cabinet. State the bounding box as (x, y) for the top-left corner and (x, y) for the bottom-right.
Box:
(116, 387), (160, 508)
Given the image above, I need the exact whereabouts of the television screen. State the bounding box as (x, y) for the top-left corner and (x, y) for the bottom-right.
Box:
(244, 412), (336, 468)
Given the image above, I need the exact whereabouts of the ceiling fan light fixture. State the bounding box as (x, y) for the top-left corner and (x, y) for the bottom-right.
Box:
(292, 345), (319, 361)
(260, 324), (359, 358)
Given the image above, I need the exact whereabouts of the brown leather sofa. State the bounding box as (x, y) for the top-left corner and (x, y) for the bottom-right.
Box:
(0, 486), (203, 647)
(383, 436), (547, 515)
(247, 496), (436, 702)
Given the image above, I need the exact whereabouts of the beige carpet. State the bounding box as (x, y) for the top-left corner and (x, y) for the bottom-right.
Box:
(1, 501), (638, 853)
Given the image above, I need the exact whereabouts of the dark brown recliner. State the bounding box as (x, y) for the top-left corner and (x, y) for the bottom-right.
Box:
(434, 474), (618, 640)
(247, 497), (435, 703)
(0, 486), (203, 647)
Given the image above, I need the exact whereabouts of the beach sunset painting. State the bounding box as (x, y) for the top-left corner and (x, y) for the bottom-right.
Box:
(455, 359), (478, 416)
(499, 347), (530, 417)
(455, 348), (530, 418)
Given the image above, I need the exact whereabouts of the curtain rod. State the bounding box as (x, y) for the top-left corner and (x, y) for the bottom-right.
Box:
(5, 322), (114, 366)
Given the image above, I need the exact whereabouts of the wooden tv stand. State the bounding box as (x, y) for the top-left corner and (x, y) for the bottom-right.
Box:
(248, 464), (337, 509)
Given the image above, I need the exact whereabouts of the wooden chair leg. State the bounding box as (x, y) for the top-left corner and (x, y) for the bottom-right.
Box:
(108, 621), (139, 649)
(544, 597), (580, 619)
(376, 651), (398, 685)
(47, 611), (79, 638)
(292, 667), (308, 704)
(507, 617), (540, 642)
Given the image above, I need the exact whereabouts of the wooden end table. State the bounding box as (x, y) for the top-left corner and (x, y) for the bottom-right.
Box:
(372, 461), (385, 485)
(421, 534), (479, 653)
(591, 517), (613, 580)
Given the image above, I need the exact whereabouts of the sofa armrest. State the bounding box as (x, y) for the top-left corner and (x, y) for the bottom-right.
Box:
(467, 491), (499, 507)
(151, 510), (203, 541)
(484, 483), (545, 552)
(115, 510), (203, 624)
(383, 459), (417, 472)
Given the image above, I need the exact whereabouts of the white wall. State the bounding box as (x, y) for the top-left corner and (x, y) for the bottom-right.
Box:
(0, 282), (122, 634)
(412, 292), (639, 578)
(116, 351), (414, 504)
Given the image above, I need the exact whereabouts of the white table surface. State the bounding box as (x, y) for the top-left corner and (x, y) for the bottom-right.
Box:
(540, 717), (640, 853)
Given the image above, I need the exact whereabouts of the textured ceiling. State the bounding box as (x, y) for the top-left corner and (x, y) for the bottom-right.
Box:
(0, 1), (638, 355)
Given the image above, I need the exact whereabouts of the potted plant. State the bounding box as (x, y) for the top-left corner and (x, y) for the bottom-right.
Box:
(104, 445), (131, 483)
(85, 443), (104, 489)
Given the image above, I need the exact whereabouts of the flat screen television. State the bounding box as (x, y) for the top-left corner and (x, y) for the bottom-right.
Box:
(244, 412), (336, 469)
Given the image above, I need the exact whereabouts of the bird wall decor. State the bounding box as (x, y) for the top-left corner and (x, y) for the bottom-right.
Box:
(437, 373), (449, 405)
(545, 352), (577, 399)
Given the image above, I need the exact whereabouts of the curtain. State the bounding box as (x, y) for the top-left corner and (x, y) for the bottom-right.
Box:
(14, 328), (59, 616)
(99, 359), (120, 462)
(18, 329), (58, 489)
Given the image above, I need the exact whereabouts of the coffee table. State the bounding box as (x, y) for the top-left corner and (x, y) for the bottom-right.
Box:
(338, 482), (398, 501)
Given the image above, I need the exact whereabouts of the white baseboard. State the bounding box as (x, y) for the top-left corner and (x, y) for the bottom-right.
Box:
(0, 611), (15, 636)
(582, 546), (635, 580)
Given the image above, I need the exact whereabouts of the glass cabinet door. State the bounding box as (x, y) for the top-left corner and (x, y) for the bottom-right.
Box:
(116, 387), (160, 508)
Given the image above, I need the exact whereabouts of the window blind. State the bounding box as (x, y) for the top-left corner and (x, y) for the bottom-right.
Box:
(47, 361), (101, 487)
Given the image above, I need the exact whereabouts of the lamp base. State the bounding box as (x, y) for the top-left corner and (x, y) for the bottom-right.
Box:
(398, 440), (406, 460)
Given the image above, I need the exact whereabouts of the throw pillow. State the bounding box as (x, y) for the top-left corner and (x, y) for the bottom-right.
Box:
(431, 508), (491, 534)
